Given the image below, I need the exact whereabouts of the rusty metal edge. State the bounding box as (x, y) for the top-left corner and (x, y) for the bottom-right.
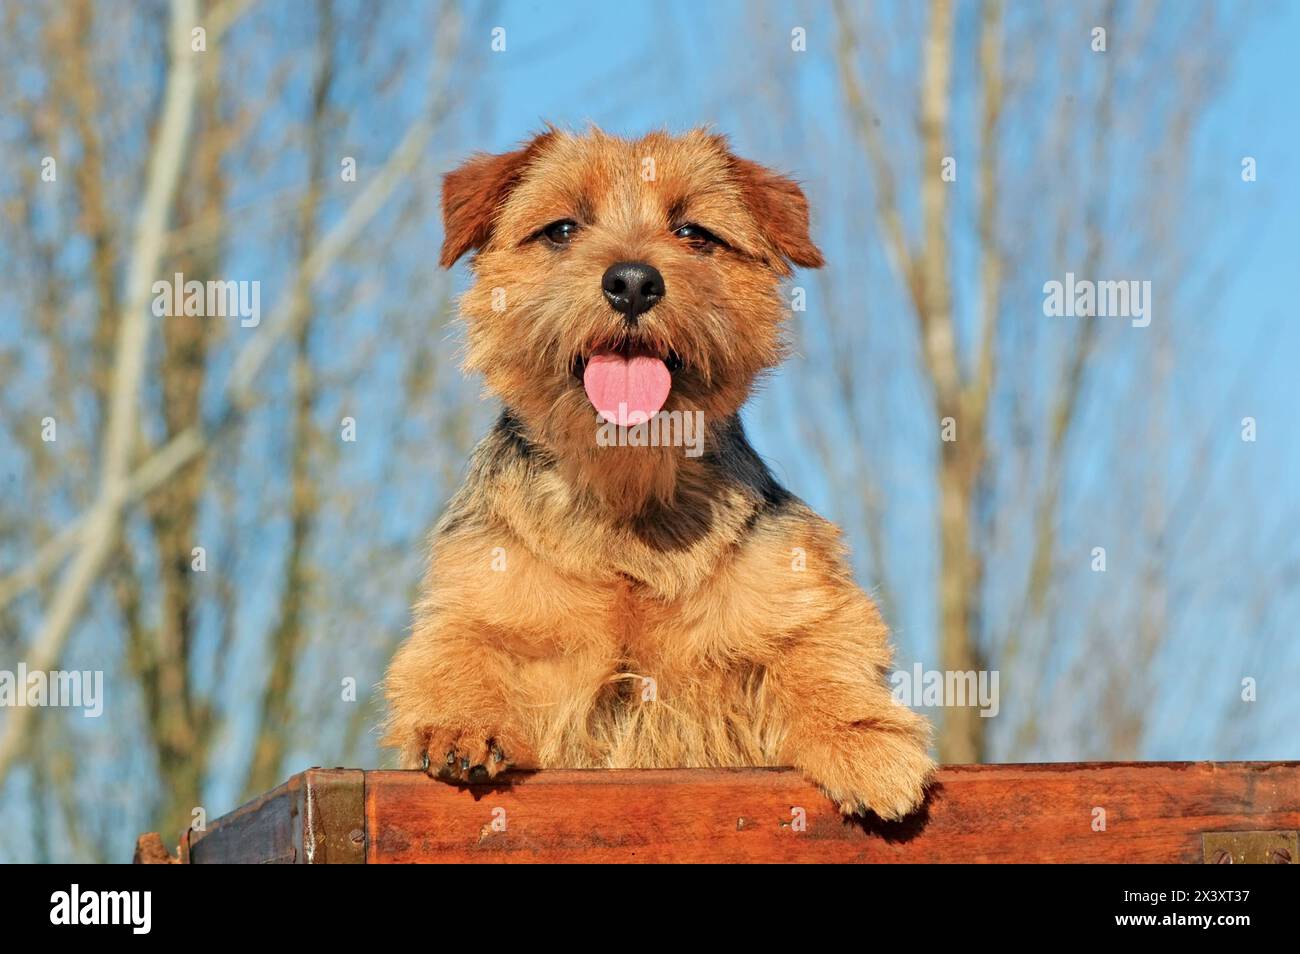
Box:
(1202, 830), (1298, 864)
(300, 768), (366, 864)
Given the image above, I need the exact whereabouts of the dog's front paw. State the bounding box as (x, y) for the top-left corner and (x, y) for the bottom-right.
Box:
(414, 724), (530, 783)
(796, 722), (935, 821)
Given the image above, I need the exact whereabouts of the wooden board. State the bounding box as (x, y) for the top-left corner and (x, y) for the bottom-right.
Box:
(148, 762), (1300, 863)
(364, 762), (1300, 863)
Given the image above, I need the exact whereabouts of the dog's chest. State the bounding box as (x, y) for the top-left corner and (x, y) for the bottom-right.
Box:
(597, 573), (724, 676)
(604, 574), (666, 663)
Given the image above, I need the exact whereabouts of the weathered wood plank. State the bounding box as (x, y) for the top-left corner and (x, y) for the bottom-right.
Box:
(186, 768), (364, 864)
(151, 762), (1300, 863)
(364, 762), (1300, 863)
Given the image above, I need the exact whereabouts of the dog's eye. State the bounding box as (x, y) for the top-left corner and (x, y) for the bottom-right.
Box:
(673, 223), (724, 249)
(542, 220), (579, 246)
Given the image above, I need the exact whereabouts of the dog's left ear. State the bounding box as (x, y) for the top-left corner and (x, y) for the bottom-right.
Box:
(729, 157), (825, 273)
(440, 131), (555, 267)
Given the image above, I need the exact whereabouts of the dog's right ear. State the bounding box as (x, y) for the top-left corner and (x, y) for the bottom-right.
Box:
(727, 156), (825, 273)
(440, 131), (555, 268)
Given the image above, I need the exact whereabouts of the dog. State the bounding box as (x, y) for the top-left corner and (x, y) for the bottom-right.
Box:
(382, 126), (933, 819)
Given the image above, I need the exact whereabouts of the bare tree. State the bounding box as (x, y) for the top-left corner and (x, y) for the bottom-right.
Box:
(0, 0), (478, 853)
(799, 0), (1270, 762)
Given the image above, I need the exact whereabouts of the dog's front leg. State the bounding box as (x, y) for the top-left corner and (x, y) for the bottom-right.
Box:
(771, 591), (935, 820)
(382, 621), (535, 782)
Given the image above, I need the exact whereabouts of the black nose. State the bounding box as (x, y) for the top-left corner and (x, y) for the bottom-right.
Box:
(602, 261), (664, 320)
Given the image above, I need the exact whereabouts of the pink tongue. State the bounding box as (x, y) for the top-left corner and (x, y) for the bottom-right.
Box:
(583, 351), (672, 427)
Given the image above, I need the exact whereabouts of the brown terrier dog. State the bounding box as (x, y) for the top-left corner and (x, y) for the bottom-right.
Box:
(383, 126), (933, 819)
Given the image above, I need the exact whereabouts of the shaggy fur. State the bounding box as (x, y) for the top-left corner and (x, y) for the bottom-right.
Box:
(382, 127), (934, 819)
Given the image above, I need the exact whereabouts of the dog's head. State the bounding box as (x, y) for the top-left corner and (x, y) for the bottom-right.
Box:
(440, 126), (822, 487)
